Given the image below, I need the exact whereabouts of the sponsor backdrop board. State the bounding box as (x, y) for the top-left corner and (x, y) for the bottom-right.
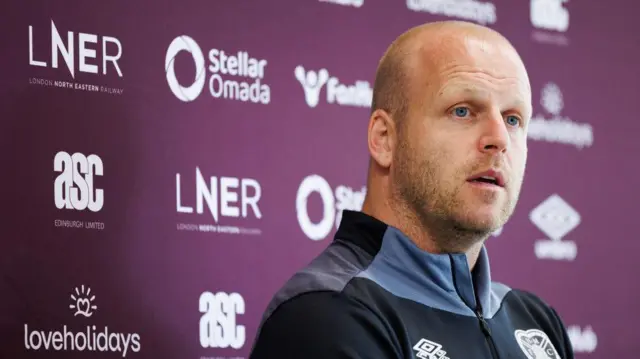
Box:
(1, 0), (638, 358)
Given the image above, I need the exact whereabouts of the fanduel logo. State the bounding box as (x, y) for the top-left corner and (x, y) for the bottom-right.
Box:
(296, 174), (365, 241)
(23, 285), (141, 357)
(54, 151), (104, 212)
(528, 82), (593, 149)
(199, 291), (245, 350)
(176, 167), (262, 235)
(165, 35), (270, 104)
(295, 65), (372, 108)
(407, 0), (497, 25)
(567, 325), (597, 353)
(530, 0), (569, 32)
(319, 0), (364, 7)
(29, 20), (123, 79)
(530, 194), (580, 261)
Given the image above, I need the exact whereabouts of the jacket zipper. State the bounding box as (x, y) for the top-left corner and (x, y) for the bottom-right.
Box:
(475, 304), (500, 359)
(447, 255), (501, 359)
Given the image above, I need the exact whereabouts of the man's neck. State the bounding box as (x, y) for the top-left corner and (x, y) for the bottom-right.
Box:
(361, 196), (485, 270)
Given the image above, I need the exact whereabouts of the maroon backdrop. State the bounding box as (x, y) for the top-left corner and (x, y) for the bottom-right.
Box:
(1, 0), (639, 358)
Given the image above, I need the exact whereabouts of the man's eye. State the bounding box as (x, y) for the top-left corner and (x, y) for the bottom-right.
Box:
(506, 115), (520, 126)
(453, 107), (469, 117)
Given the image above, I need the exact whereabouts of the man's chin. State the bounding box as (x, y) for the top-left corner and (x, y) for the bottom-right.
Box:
(452, 210), (504, 235)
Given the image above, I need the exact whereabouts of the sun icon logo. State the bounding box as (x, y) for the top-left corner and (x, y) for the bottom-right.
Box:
(540, 82), (563, 116)
(69, 285), (98, 317)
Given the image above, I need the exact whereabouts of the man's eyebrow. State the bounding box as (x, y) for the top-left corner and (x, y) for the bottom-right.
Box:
(438, 83), (488, 99)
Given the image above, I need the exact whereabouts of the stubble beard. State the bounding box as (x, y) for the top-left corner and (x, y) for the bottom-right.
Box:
(392, 140), (516, 253)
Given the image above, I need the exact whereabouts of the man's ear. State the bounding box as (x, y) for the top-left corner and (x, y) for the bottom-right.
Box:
(367, 109), (397, 169)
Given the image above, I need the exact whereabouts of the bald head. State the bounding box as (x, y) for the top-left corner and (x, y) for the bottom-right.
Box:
(370, 21), (528, 130)
(364, 21), (532, 255)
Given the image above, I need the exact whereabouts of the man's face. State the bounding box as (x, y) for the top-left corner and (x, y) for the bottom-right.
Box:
(391, 36), (532, 237)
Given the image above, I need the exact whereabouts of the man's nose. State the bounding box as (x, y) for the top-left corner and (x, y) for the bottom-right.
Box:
(478, 110), (510, 154)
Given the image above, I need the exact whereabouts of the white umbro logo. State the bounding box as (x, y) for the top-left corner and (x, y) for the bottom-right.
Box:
(413, 338), (449, 359)
(530, 194), (580, 241)
(530, 194), (580, 261)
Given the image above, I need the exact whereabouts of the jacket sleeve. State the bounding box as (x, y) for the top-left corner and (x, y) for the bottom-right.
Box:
(249, 291), (402, 359)
(550, 307), (575, 359)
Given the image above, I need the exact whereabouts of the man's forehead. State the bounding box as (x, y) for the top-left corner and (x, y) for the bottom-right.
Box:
(406, 33), (530, 92)
(420, 38), (522, 69)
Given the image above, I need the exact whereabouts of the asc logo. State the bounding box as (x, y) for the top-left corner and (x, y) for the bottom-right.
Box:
(54, 151), (104, 212)
(199, 291), (245, 350)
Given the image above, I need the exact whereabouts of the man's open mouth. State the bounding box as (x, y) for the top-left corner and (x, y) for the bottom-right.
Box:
(467, 170), (505, 187)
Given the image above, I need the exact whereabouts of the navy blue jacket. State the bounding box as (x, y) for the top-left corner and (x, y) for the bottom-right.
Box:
(250, 210), (573, 359)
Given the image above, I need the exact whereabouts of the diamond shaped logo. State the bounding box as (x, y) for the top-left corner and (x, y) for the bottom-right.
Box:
(529, 194), (581, 241)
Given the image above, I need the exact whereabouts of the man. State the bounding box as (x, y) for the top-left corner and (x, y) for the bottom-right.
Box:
(250, 21), (574, 358)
